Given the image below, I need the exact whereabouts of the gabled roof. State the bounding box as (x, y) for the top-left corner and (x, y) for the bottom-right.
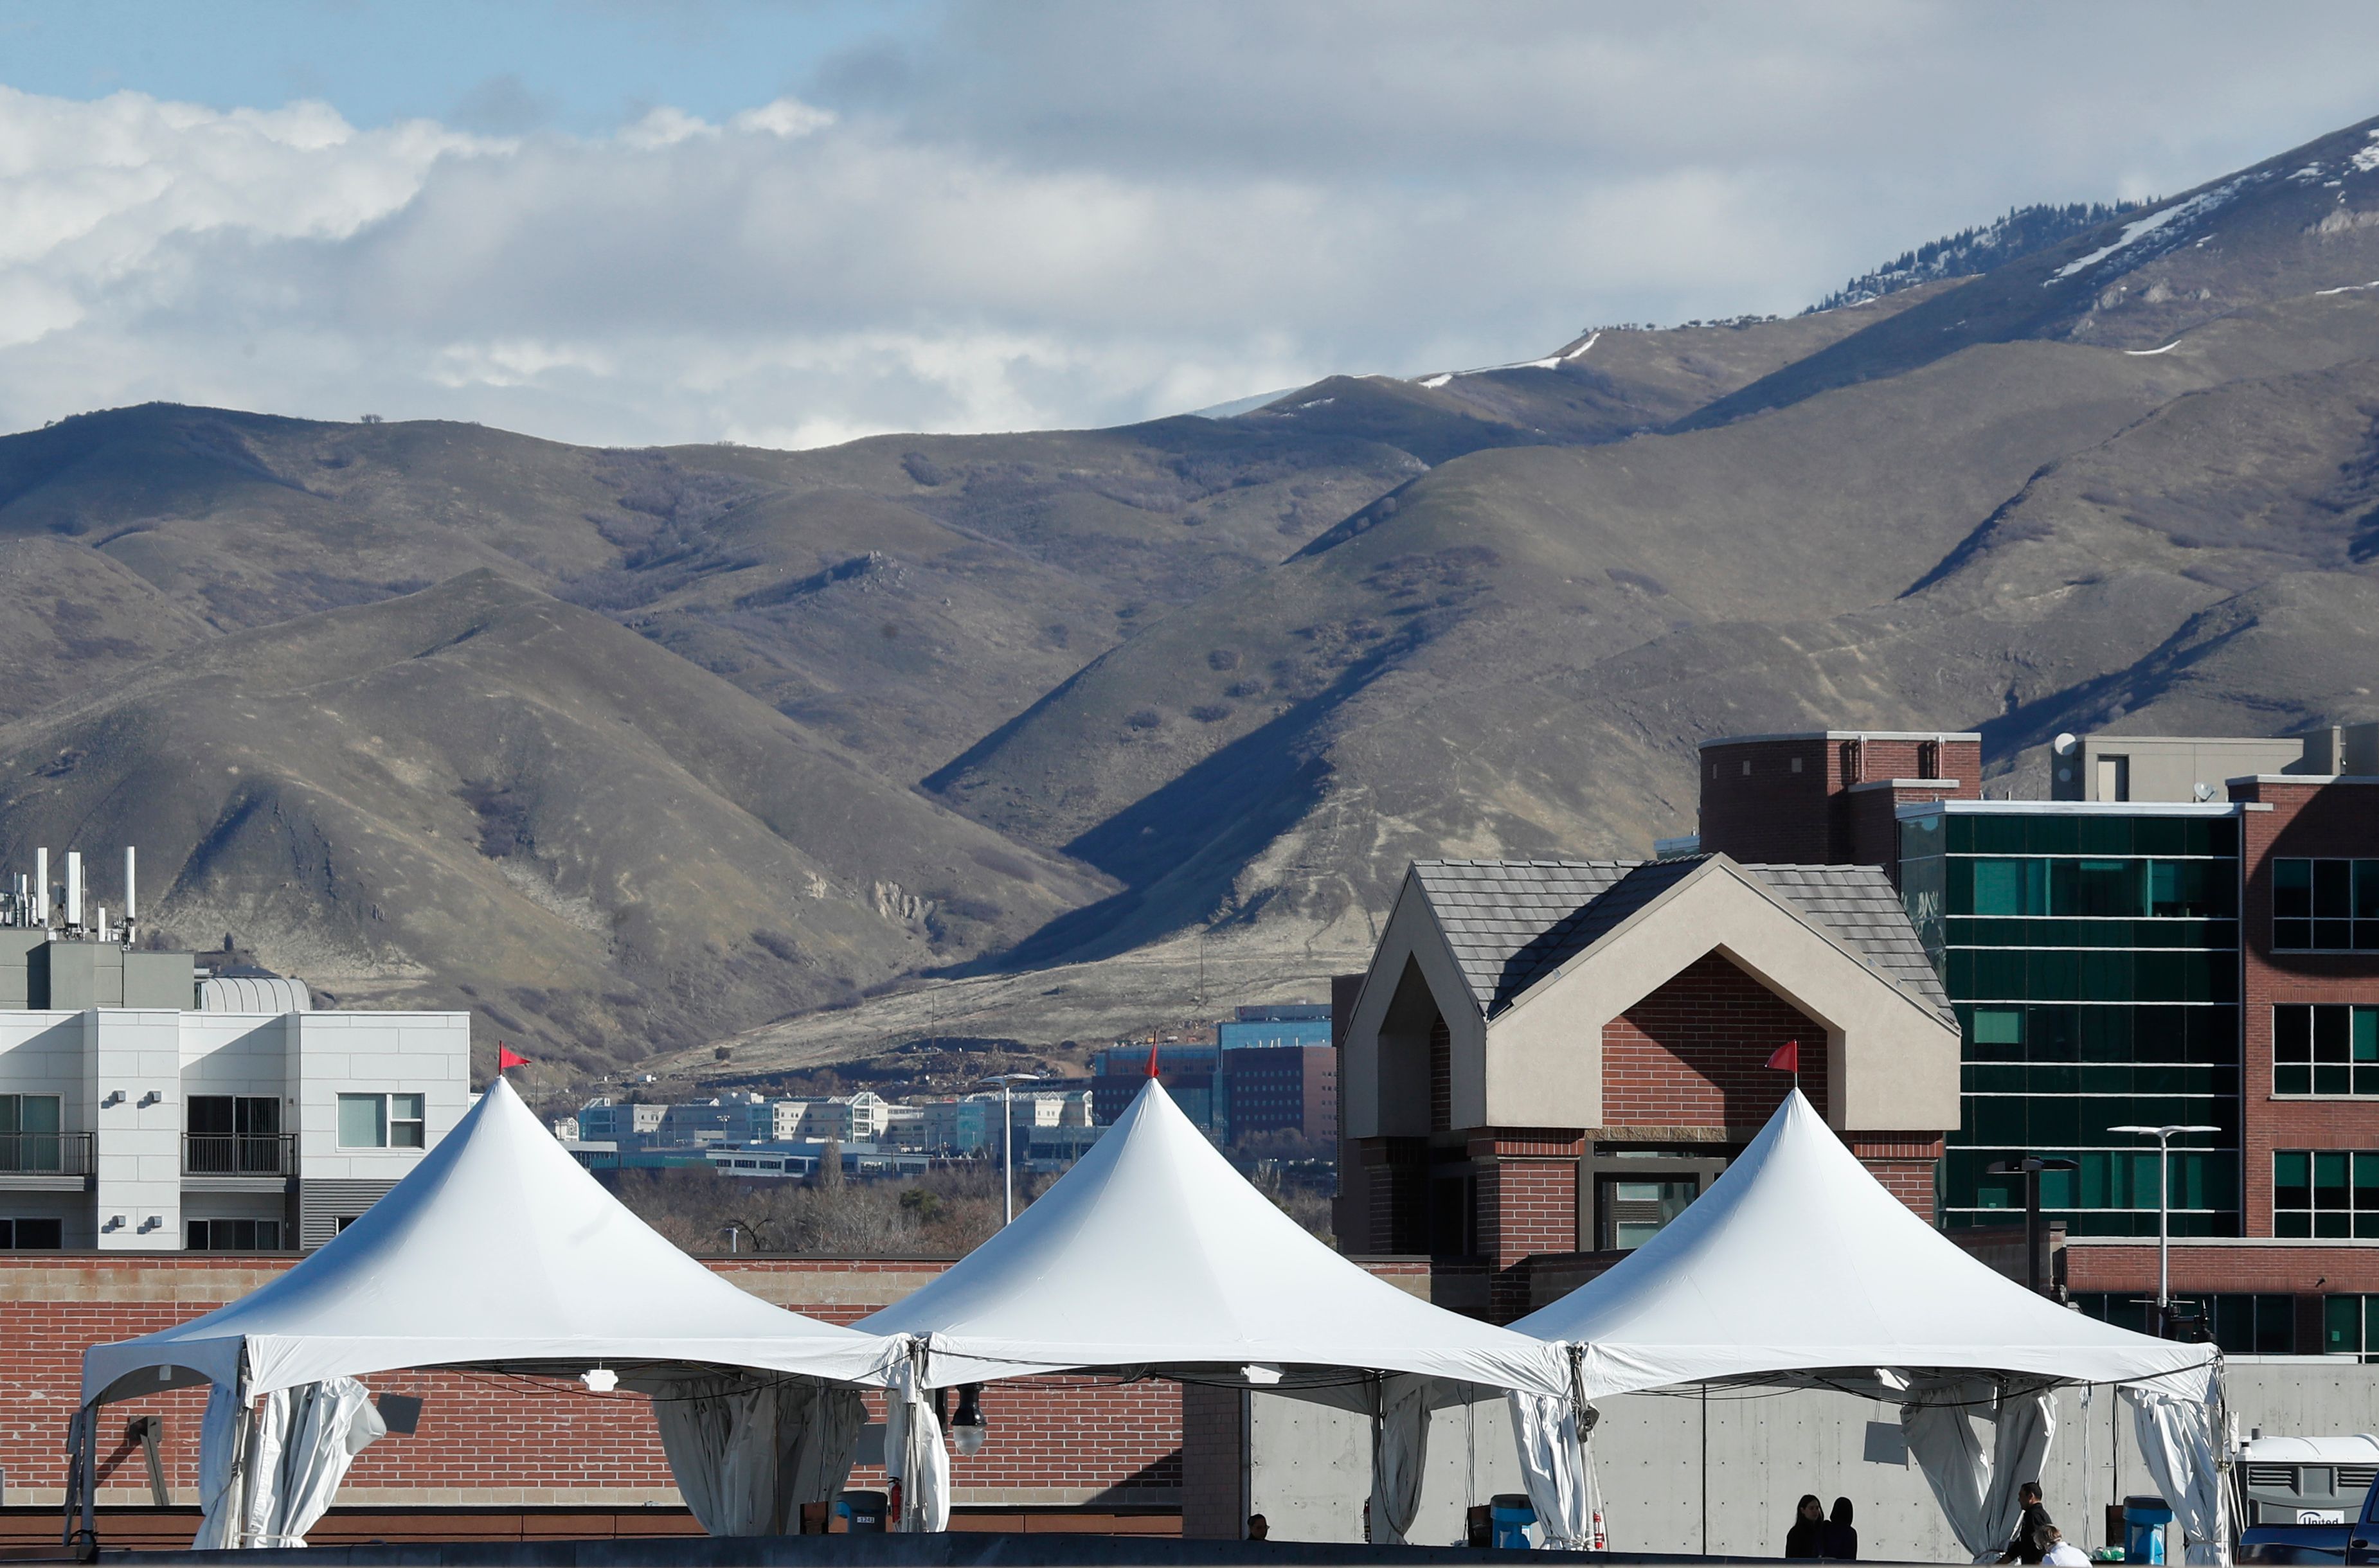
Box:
(81, 1078), (902, 1407)
(854, 1078), (1570, 1400)
(1409, 856), (1947, 1019)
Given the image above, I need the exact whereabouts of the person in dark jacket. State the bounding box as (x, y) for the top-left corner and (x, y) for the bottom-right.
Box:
(1786, 1495), (1828, 1558)
(1998, 1482), (2054, 1565)
(1827, 1497), (1859, 1560)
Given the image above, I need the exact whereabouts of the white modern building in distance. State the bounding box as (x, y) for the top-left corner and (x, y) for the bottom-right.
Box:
(0, 846), (470, 1252)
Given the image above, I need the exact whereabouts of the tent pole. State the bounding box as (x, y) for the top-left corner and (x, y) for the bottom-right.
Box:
(1700, 1381), (1709, 1555)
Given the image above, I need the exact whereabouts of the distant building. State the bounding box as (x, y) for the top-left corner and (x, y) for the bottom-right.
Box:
(0, 845), (469, 1252)
(1090, 1016), (1336, 1144)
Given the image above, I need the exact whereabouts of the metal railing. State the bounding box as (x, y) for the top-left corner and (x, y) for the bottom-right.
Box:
(0, 1130), (94, 1176)
(182, 1133), (298, 1177)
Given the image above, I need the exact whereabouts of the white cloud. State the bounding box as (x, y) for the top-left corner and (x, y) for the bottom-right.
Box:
(3, 5), (2378, 449)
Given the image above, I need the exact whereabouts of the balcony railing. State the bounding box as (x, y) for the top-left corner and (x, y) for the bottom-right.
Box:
(0, 1131), (94, 1177)
(183, 1133), (298, 1177)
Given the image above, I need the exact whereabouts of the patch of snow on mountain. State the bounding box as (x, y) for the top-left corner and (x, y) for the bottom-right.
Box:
(1561, 332), (1601, 362)
(2353, 136), (2379, 174)
(2050, 175), (2258, 282)
(1417, 373), (1453, 389)
(2124, 341), (2182, 355)
(2316, 280), (2379, 296)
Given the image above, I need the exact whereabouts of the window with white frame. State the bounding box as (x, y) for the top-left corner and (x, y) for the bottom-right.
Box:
(336, 1092), (426, 1148)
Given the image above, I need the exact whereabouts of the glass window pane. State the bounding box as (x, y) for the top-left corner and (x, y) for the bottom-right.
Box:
(2359, 862), (2379, 920)
(337, 1094), (386, 1148)
(2316, 1152), (2351, 1200)
(19, 1095), (59, 1134)
(1973, 1008), (2023, 1046)
(2357, 1010), (2379, 1064)
(2277, 1006), (2312, 1062)
(2316, 860), (2353, 920)
(2276, 919), (2313, 950)
(2329, 1296), (2364, 1355)
(2276, 860), (2313, 918)
(2317, 1007), (2351, 1062)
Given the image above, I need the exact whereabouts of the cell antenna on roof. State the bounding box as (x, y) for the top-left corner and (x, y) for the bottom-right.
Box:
(34, 848), (48, 928)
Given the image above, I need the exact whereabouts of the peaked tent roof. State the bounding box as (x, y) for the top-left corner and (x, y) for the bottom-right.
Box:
(82, 1078), (902, 1407)
(1512, 1091), (2213, 1400)
(1408, 857), (1948, 1018)
(855, 1080), (1569, 1400)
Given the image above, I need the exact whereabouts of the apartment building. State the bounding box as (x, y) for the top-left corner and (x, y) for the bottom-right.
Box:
(0, 848), (469, 1252)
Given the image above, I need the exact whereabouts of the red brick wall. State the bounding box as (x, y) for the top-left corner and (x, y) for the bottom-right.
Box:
(2063, 1242), (2379, 1296)
(1469, 1132), (1585, 1323)
(2233, 779), (2379, 1241)
(1602, 952), (1831, 1129)
(1845, 1135), (1946, 1222)
(0, 1256), (1180, 1510)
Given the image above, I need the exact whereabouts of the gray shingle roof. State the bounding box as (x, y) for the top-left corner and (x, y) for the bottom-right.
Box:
(1407, 856), (1948, 1019)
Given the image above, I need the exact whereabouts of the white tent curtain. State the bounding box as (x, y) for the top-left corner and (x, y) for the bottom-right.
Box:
(652, 1375), (867, 1536)
(1506, 1391), (1592, 1549)
(1900, 1380), (2056, 1564)
(2124, 1368), (2231, 1567)
(197, 1378), (385, 1549)
(192, 1382), (247, 1550)
(1368, 1374), (1431, 1547)
(883, 1360), (951, 1533)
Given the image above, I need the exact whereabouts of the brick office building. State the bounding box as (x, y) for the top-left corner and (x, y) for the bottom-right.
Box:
(1332, 851), (1962, 1321)
(1694, 723), (2379, 1354)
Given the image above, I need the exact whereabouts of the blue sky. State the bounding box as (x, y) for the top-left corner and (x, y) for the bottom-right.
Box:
(1, 2), (911, 132)
(0, 3), (2375, 448)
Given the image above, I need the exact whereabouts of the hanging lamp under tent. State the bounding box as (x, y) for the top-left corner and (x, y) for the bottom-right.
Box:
(1511, 1091), (2228, 1564)
(855, 1077), (1576, 1541)
(73, 1078), (904, 1551)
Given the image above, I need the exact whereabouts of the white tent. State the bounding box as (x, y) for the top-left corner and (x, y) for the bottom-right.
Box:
(75, 1078), (903, 1548)
(1512, 1092), (2229, 1562)
(855, 1078), (1574, 1540)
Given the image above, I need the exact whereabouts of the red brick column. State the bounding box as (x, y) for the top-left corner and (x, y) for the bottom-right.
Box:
(1470, 1130), (1585, 1323)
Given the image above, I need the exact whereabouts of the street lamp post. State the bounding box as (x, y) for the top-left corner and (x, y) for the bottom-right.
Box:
(1984, 1155), (2078, 1295)
(978, 1073), (1043, 1225)
(2108, 1124), (2222, 1335)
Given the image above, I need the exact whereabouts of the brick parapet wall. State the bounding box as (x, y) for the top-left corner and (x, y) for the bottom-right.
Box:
(0, 1254), (1181, 1511)
(2063, 1240), (2379, 1296)
(1700, 735), (1977, 866)
(2231, 779), (2379, 1238)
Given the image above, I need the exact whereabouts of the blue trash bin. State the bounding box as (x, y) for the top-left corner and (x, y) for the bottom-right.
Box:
(1491, 1493), (1536, 1551)
(2123, 1496), (2172, 1564)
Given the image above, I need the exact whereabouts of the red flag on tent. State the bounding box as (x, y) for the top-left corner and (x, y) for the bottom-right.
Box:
(1145, 1040), (1161, 1079)
(497, 1045), (530, 1073)
(1765, 1040), (1799, 1073)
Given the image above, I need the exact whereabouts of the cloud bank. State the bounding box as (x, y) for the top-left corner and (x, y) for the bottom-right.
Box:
(6, 3), (2379, 449)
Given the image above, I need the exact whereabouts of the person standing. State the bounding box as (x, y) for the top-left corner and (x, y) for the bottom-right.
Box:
(1786, 1495), (1828, 1558)
(1826, 1497), (1859, 1560)
(1998, 1481), (2054, 1565)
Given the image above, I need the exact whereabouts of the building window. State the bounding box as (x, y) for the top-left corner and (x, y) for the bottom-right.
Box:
(0, 1217), (64, 1250)
(2074, 1291), (2297, 1352)
(1842, 740), (1863, 785)
(1917, 740), (1941, 780)
(186, 1218), (282, 1251)
(1601, 1178), (1698, 1251)
(2274, 1150), (2379, 1238)
(2273, 859), (2379, 951)
(337, 1092), (426, 1149)
(0, 1094), (64, 1173)
(2274, 1005), (2379, 1096)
